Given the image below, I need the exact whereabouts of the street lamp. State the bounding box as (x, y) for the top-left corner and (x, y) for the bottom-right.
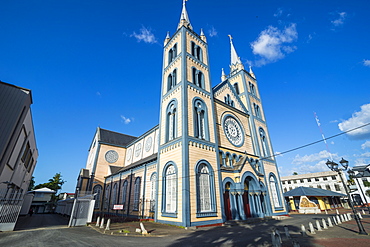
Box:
(348, 168), (370, 214)
(326, 158), (367, 235)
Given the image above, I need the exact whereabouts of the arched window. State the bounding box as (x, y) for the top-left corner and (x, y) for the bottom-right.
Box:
(249, 82), (256, 95)
(196, 161), (217, 217)
(224, 94), (234, 107)
(269, 174), (282, 209)
(225, 153), (232, 167)
(196, 46), (203, 61)
(168, 44), (178, 65)
(167, 69), (177, 92)
(122, 181), (128, 208)
(168, 49), (173, 65)
(219, 151), (225, 167)
(197, 164), (211, 212)
(164, 164), (177, 213)
(167, 74), (173, 91)
(259, 128), (270, 157)
(112, 183), (118, 206)
(172, 69), (177, 85)
(191, 42), (196, 56)
(104, 184), (110, 210)
(173, 44), (177, 58)
(166, 101), (177, 142)
(93, 184), (102, 209)
(192, 68), (204, 89)
(150, 173), (157, 211)
(193, 99), (209, 140)
(191, 41), (203, 62)
(233, 83), (240, 94)
(133, 177), (141, 210)
(254, 103), (261, 118)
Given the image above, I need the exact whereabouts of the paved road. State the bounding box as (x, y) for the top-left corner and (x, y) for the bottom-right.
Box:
(1, 210), (370, 247)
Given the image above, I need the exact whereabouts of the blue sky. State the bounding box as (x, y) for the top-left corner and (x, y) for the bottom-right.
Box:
(1, 0), (370, 192)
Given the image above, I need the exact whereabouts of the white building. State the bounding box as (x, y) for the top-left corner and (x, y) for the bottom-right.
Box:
(0, 81), (38, 231)
(281, 171), (346, 195)
(350, 165), (370, 206)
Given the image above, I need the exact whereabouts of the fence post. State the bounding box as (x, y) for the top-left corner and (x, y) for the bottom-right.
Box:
(309, 222), (316, 234)
(100, 218), (105, 228)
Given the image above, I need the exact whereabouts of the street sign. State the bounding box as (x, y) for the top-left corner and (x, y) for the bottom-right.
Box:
(113, 204), (124, 210)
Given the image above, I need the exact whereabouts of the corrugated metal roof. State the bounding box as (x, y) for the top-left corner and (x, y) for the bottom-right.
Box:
(99, 128), (137, 146)
(283, 186), (347, 197)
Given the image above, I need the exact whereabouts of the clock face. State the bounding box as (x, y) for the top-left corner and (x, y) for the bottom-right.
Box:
(223, 116), (244, 146)
(105, 150), (119, 163)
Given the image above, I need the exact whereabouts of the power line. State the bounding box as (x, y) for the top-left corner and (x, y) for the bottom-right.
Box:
(107, 122), (370, 183)
(262, 121), (370, 161)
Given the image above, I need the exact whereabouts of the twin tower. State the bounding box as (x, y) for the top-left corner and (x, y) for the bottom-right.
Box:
(79, 1), (287, 228)
(156, 2), (287, 226)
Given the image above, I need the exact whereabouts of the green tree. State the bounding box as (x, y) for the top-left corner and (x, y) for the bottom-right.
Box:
(292, 172), (298, 175)
(28, 176), (35, 191)
(34, 173), (66, 193)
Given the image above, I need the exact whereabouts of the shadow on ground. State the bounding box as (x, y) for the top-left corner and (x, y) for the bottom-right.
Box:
(167, 219), (314, 247)
(14, 214), (70, 231)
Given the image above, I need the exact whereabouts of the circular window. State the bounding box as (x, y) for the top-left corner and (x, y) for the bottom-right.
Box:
(145, 136), (153, 152)
(105, 150), (119, 163)
(223, 115), (244, 146)
(135, 143), (142, 157)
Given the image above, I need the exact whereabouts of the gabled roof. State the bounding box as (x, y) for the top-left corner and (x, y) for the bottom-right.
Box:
(99, 128), (137, 146)
(283, 186), (346, 197)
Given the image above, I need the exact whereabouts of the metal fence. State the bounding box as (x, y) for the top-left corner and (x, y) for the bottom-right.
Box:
(96, 199), (156, 223)
(0, 189), (24, 231)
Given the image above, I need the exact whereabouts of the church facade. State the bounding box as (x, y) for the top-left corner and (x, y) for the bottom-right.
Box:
(76, 2), (287, 227)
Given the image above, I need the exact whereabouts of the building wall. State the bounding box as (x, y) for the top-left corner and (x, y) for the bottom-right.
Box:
(0, 82), (38, 203)
(281, 171), (346, 195)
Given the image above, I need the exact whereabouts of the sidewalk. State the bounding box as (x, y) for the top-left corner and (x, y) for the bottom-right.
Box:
(89, 209), (370, 246)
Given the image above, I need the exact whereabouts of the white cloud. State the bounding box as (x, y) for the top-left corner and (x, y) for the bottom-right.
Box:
(363, 60), (370, 67)
(250, 23), (297, 66)
(208, 26), (217, 37)
(338, 103), (370, 139)
(120, 115), (132, 124)
(274, 8), (284, 18)
(361, 152), (370, 158)
(331, 12), (347, 27)
(131, 26), (157, 44)
(292, 150), (335, 165)
(362, 141), (370, 150)
(295, 159), (330, 174)
(96, 91), (101, 97)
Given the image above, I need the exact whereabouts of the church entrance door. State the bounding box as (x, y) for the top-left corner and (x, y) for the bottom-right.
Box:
(242, 192), (251, 218)
(223, 191), (232, 220)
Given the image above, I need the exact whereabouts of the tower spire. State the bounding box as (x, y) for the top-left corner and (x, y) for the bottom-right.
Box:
(228, 35), (244, 72)
(178, 0), (192, 30)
